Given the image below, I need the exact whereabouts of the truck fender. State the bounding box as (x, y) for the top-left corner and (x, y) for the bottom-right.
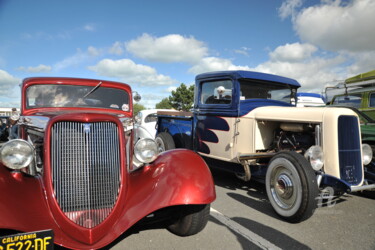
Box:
(320, 174), (351, 193)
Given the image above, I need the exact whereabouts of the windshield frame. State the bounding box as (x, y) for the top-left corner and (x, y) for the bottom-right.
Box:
(21, 77), (133, 116)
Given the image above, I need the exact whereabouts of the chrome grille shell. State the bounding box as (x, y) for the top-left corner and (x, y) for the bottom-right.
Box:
(51, 121), (121, 228)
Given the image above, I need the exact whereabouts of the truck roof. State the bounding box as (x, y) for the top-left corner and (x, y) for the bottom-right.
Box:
(195, 70), (300, 87)
(345, 69), (375, 84)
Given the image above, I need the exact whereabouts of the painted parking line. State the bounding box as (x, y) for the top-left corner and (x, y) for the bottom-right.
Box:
(210, 208), (281, 250)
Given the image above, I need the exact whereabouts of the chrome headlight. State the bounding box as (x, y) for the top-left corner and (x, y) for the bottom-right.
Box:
(0, 139), (34, 170)
(304, 145), (324, 171)
(134, 138), (158, 163)
(362, 144), (372, 165)
(134, 114), (141, 125)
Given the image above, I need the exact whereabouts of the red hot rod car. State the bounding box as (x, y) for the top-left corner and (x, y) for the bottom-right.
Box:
(0, 77), (216, 249)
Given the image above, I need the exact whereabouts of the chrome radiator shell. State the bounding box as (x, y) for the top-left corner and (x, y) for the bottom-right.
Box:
(50, 121), (121, 228)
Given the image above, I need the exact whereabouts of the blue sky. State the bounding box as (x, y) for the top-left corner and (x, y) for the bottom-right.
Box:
(1, 0), (374, 108)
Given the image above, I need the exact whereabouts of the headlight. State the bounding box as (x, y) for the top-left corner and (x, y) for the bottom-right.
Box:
(304, 145), (324, 171)
(134, 138), (158, 163)
(0, 139), (34, 170)
(362, 144), (372, 165)
(134, 115), (141, 125)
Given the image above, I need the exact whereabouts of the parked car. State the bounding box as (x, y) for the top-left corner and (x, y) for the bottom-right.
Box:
(296, 93), (325, 107)
(0, 77), (215, 250)
(134, 109), (172, 141)
(156, 70), (375, 222)
(329, 69), (375, 119)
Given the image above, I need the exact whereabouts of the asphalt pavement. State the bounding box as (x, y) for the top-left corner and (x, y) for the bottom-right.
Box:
(111, 166), (375, 250)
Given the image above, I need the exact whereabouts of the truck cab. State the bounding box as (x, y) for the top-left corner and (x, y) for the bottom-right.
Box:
(194, 71), (299, 160)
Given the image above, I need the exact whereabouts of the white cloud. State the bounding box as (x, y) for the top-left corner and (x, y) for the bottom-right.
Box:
(109, 42), (124, 55)
(83, 24), (95, 32)
(17, 64), (52, 73)
(272, 0), (375, 95)
(279, 0), (303, 19)
(167, 86), (177, 93)
(21, 31), (54, 40)
(188, 57), (251, 75)
(234, 47), (251, 57)
(269, 43), (318, 62)
(54, 49), (87, 71)
(253, 53), (347, 92)
(54, 47), (102, 71)
(88, 58), (177, 86)
(294, 0), (375, 52)
(137, 93), (168, 109)
(125, 33), (208, 63)
(87, 46), (100, 57)
(344, 51), (375, 75)
(0, 70), (21, 106)
(0, 70), (20, 89)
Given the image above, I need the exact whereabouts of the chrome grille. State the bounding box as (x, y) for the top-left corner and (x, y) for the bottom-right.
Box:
(51, 121), (121, 228)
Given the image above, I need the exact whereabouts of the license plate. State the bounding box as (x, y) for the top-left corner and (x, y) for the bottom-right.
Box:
(0, 230), (54, 250)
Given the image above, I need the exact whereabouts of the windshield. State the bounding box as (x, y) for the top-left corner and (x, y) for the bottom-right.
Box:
(26, 84), (130, 111)
(331, 94), (362, 109)
(239, 79), (296, 104)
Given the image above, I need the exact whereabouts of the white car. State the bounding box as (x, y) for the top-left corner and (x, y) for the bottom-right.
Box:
(296, 92), (326, 107)
(134, 109), (172, 140)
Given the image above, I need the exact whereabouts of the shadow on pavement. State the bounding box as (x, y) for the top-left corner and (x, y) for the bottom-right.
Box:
(209, 215), (311, 250)
(208, 165), (350, 219)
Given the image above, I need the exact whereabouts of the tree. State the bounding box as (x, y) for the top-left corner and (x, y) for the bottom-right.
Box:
(168, 83), (194, 111)
(133, 103), (146, 116)
(155, 97), (173, 109)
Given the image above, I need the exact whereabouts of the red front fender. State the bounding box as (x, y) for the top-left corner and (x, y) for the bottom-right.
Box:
(128, 148), (216, 207)
(0, 149), (215, 249)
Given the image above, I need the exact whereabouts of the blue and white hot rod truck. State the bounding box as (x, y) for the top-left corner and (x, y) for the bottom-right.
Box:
(156, 70), (375, 222)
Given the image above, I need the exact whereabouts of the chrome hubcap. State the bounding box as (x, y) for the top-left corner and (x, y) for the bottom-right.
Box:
(270, 167), (298, 210)
(275, 174), (294, 199)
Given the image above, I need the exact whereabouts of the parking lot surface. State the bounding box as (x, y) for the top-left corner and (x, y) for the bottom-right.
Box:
(111, 167), (375, 250)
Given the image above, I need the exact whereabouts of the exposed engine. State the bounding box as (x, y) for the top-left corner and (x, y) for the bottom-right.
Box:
(273, 123), (316, 152)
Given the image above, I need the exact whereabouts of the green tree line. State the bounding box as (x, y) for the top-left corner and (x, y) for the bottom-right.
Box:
(156, 83), (194, 111)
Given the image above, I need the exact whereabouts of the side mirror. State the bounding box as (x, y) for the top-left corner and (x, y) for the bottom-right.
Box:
(133, 91), (141, 102)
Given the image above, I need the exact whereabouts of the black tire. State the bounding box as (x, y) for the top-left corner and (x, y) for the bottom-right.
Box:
(155, 132), (175, 153)
(168, 204), (210, 236)
(265, 151), (318, 223)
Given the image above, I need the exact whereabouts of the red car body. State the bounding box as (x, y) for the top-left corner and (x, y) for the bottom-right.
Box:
(0, 77), (215, 249)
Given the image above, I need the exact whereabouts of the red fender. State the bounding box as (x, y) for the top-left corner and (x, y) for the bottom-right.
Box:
(125, 148), (216, 214)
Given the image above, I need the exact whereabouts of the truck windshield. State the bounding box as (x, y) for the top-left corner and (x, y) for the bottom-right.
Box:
(26, 84), (130, 111)
(239, 79), (295, 104)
